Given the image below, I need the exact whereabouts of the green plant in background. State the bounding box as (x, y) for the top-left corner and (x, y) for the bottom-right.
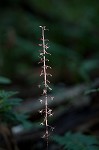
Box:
(84, 88), (99, 95)
(0, 76), (32, 127)
(0, 76), (33, 149)
(52, 132), (99, 150)
(0, 90), (32, 127)
(0, 76), (11, 84)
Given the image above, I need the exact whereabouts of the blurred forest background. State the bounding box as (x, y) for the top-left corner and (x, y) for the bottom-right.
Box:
(0, 0), (99, 150)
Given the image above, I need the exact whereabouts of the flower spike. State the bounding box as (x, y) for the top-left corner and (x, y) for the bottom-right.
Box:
(38, 26), (54, 149)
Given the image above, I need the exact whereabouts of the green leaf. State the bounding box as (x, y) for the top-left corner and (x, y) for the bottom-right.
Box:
(7, 98), (22, 106)
(0, 90), (18, 99)
(0, 76), (11, 84)
(52, 132), (99, 150)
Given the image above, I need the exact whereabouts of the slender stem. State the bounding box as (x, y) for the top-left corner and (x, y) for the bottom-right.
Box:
(42, 27), (49, 148)
(39, 26), (53, 150)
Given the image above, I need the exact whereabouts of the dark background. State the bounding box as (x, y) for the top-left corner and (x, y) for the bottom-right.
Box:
(0, 0), (99, 150)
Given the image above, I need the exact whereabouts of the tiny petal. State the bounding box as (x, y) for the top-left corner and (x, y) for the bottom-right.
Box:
(39, 99), (43, 103)
(49, 113), (53, 117)
(43, 89), (47, 94)
(48, 87), (52, 90)
(51, 97), (54, 100)
(39, 110), (43, 113)
(40, 122), (44, 125)
(42, 134), (45, 138)
(38, 85), (41, 88)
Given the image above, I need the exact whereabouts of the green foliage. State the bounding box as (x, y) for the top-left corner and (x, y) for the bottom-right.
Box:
(52, 132), (99, 150)
(0, 76), (11, 84)
(84, 88), (99, 95)
(0, 90), (31, 126)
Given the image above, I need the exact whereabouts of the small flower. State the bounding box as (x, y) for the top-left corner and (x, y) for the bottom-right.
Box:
(46, 66), (52, 69)
(45, 45), (49, 49)
(47, 73), (52, 77)
(48, 109), (52, 114)
(49, 113), (53, 117)
(51, 97), (54, 100)
(42, 134), (46, 138)
(38, 44), (42, 46)
(43, 89), (47, 94)
(40, 122), (44, 125)
(39, 110), (43, 114)
(47, 85), (52, 90)
(39, 99), (43, 103)
(38, 84), (41, 88)
(40, 53), (44, 56)
(46, 80), (50, 83)
(40, 70), (44, 76)
(45, 58), (49, 62)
